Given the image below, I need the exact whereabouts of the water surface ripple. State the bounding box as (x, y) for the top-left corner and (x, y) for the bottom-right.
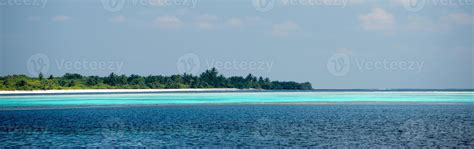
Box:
(0, 104), (473, 147)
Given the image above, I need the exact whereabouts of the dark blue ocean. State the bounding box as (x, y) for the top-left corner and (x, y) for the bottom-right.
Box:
(1, 104), (473, 148)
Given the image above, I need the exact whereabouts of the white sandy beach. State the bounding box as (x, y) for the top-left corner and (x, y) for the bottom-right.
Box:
(1, 89), (472, 95)
(0, 88), (244, 95)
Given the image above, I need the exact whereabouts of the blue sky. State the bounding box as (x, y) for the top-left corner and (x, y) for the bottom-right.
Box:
(1, 0), (473, 89)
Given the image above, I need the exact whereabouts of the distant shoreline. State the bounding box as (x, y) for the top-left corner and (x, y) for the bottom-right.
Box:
(0, 88), (472, 96)
(0, 88), (248, 95)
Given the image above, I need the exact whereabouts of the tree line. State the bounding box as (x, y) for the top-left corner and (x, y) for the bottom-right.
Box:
(0, 68), (312, 90)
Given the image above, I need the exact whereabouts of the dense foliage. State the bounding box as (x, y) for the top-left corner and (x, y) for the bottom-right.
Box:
(0, 68), (312, 90)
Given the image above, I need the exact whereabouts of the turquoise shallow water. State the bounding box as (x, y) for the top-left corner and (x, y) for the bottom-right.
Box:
(0, 91), (473, 107)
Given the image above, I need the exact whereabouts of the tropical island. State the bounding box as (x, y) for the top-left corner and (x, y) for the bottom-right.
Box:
(0, 68), (312, 91)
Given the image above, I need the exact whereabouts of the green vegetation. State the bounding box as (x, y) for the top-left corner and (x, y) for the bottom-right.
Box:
(0, 68), (312, 90)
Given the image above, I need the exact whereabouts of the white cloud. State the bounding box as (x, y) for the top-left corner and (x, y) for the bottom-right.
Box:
(359, 8), (395, 32)
(442, 13), (473, 25)
(110, 15), (126, 23)
(194, 14), (219, 30)
(227, 18), (243, 28)
(153, 16), (183, 28)
(51, 15), (71, 22)
(272, 21), (301, 37)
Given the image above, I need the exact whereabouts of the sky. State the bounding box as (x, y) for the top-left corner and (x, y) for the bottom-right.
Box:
(0, 0), (473, 89)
